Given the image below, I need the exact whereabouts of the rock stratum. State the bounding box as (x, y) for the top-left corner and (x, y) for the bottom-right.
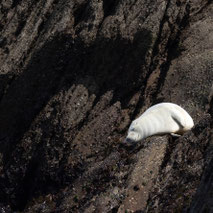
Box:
(0, 0), (212, 212)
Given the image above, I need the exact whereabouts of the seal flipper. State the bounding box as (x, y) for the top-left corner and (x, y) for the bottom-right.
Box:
(170, 133), (181, 137)
(171, 111), (185, 129)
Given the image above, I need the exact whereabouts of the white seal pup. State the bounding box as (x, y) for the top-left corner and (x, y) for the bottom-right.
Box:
(125, 102), (194, 143)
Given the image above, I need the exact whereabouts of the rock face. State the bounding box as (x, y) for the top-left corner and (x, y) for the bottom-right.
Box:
(0, 0), (212, 212)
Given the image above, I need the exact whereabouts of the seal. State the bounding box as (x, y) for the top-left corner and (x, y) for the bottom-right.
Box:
(125, 102), (194, 143)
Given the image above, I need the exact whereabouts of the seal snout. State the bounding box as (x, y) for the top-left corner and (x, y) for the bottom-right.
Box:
(125, 137), (135, 143)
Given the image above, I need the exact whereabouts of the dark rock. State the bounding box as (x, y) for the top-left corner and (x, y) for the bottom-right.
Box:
(0, 0), (212, 212)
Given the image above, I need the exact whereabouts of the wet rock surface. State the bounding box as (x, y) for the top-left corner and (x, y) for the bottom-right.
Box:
(0, 0), (212, 212)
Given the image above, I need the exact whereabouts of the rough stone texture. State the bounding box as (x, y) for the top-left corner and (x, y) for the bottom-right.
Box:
(146, 115), (213, 212)
(118, 136), (168, 213)
(0, 0), (212, 212)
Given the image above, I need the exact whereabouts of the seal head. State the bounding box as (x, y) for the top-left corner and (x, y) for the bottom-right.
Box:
(125, 120), (143, 143)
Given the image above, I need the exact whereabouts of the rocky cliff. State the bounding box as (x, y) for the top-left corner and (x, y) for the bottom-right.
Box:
(0, 0), (212, 212)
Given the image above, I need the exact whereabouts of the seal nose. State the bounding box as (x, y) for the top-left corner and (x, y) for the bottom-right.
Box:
(125, 137), (133, 143)
(122, 137), (137, 150)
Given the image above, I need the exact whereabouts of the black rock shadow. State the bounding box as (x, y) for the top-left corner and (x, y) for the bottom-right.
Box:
(0, 73), (15, 100)
(0, 29), (152, 210)
(188, 158), (213, 213)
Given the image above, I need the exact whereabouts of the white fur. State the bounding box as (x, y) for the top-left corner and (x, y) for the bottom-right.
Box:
(125, 102), (194, 143)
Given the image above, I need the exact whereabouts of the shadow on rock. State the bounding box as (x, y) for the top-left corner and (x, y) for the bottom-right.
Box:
(0, 29), (152, 210)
